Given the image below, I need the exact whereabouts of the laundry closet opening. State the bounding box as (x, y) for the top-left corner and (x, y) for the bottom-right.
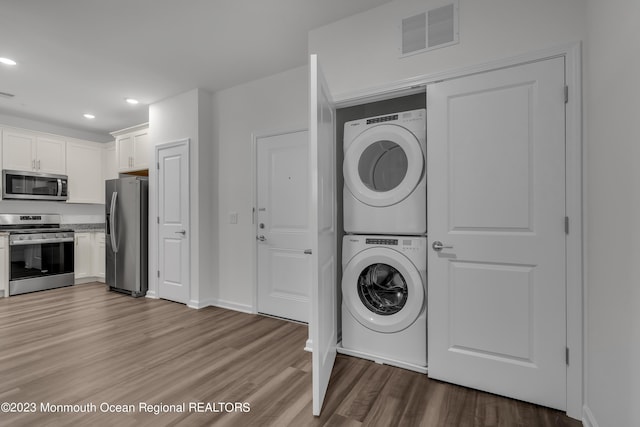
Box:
(336, 93), (427, 260)
(335, 92), (427, 369)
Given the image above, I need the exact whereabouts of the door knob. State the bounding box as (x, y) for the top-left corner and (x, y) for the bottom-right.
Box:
(257, 235), (267, 242)
(432, 241), (453, 251)
(175, 230), (186, 236)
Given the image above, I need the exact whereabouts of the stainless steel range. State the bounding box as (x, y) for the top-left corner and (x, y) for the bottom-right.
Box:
(0, 214), (74, 295)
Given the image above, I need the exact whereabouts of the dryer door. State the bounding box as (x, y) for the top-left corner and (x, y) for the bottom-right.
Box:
(342, 248), (424, 333)
(343, 124), (424, 207)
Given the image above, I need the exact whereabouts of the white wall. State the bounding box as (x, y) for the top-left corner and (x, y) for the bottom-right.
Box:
(148, 88), (216, 307)
(212, 66), (308, 311)
(309, 0), (586, 98)
(584, 1), (640, 426)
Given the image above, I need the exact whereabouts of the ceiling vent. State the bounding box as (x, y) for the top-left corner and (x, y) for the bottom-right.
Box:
(400, 1), (459, 57)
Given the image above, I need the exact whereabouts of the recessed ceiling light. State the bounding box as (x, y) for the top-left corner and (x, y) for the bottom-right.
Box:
(0, 57), (17, 66)
(83, 113), (95, 119)
(125, 98), (139, 105)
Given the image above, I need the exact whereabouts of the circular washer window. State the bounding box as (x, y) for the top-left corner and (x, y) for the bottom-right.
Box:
(357, 263), (408, 315)
(358, 141), (408, 193)
(342, 248), (424, 333)
(344, 124), (424, 207)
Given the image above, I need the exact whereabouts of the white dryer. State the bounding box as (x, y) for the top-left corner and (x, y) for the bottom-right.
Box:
(343, 109), (426, 235)
(341, 235), (427, 372)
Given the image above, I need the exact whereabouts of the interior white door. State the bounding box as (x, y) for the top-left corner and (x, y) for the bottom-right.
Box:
(157, 140), (190, 304)
(427, 57), (567, 410)
(257, 130), (311, 322)
(309, 54), (337, 416)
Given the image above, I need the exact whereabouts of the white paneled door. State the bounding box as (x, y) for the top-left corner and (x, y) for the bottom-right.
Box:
(309, 55), (338, 416)
(256, 130), (311, 323)
(427, 57), (567, 410)
(157, 140), (190, 305)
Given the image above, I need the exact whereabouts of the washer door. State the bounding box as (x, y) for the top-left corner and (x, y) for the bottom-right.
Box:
(342, 248), (424, 333)
(344, 124), (424, 207)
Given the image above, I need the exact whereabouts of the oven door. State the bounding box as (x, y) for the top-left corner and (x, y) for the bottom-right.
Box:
(9, 238), (75, 295)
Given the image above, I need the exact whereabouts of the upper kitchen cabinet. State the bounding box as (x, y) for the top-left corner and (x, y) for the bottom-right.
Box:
(103, 142), (118, 181)
(112, 123), (149, 172)
(2, 128), (66, 174)
(66, 139), (104, 204)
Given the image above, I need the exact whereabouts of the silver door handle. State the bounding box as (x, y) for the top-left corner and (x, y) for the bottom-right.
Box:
(432, 241), (453, 251)
(175, 230), (186, 236)
(109, 192), (118, 253)
(257, 235), (266, 242)
(304, 249), (312, 255)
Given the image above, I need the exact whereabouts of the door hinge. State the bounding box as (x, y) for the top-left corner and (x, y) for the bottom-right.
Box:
(157, 216), (160, 224)
(565, 216), (569, 234)
(566, 347), (570, 365)
(157, 162), (160, 170)
(564, 85), (569, 104)
(157, 270), (160, 278)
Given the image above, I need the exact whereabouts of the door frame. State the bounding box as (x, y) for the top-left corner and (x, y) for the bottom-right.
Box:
(331, 42), (583, 419)
(251, 128), (309, 315)
(151, 138), (191, 302)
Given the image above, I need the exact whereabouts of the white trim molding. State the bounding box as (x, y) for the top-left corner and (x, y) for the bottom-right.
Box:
(210, 298), (254, 314)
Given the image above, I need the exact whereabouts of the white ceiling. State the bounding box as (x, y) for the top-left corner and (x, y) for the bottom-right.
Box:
(0, 0), (392, 137)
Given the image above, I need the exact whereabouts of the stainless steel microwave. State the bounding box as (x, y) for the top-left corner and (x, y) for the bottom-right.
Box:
(2, 169), (68, 201)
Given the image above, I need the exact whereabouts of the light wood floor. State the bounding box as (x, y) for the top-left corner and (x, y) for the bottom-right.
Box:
(0, 283), (581, 427)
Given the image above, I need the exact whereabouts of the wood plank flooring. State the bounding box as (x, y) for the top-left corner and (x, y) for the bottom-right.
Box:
(0, 283), (581, 426)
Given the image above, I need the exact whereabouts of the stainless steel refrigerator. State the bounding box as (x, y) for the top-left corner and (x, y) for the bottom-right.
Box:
(105, 176), (148, 297)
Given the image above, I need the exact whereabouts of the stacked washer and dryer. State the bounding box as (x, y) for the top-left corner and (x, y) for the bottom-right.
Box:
(340, 109), (427, 373)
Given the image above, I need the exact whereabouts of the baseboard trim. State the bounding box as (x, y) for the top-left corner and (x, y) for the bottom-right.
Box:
(209, 298), (253, 314)
(187, 298), (214, 309)
(74, 276), (102, 285)
(304, 339), (312, 352)
(582, 405), (598, 427)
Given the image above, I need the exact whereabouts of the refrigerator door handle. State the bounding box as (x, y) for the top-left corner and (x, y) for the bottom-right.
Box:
(109, 191), (119, 253)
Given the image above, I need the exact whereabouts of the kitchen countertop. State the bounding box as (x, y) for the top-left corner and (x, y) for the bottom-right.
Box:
(64, 223), (106, 232)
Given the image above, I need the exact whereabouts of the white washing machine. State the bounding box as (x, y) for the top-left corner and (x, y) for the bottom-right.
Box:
(343, 109), (426, 235)
(341, 235), (427, 372)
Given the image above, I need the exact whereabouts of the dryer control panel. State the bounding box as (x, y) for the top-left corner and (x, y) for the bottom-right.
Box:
(365, 238), (398, 246)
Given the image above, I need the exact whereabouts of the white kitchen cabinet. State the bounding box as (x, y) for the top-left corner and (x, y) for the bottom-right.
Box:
(112, 123), (149, 172)
(103, 142), (118, 181)
(74, 231), (106, 283)
(2, 128), (66, 174)
(0, 234), (8, 297)
(66, 140), (104, 204)
(92, 232), (106, 282)
(74, 232), (92, 280)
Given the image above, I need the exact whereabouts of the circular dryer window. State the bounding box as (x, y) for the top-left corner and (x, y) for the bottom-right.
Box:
(344, 124), (424, 207)
(342, 248), (424, 333)
(358, 141), (408, 192)
(357, 263), (408, 315)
